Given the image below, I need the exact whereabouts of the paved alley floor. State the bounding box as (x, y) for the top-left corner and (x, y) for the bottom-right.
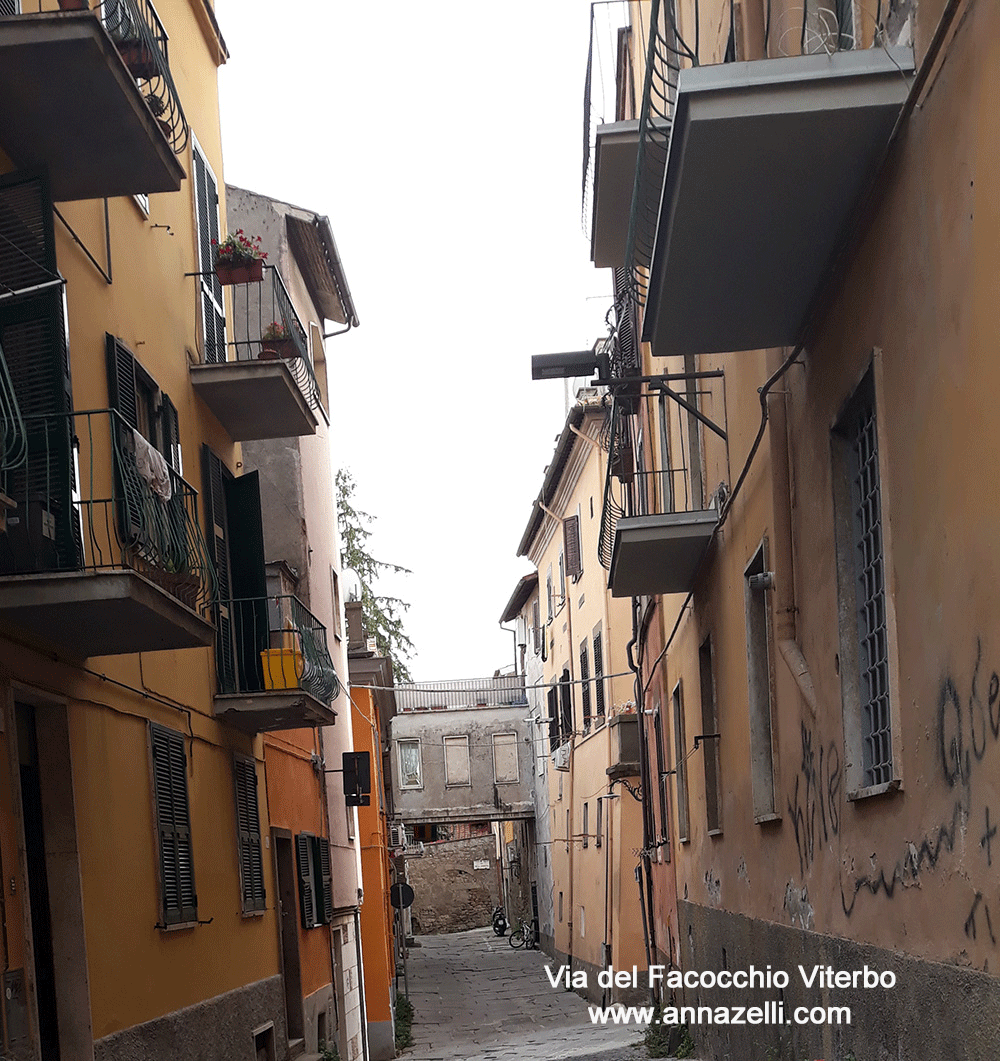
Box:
(400, 928), (646, 1061)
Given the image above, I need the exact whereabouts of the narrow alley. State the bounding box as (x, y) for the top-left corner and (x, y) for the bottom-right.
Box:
(401, 928), (645, 1061)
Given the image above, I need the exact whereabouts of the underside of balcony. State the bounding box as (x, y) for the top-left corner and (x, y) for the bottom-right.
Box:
(213, 690), (337, 733)
(591, 120), (640, 269)
(609, 509), (718, 598)
(0, 569), (213, 658)
(643, 46), (914, 358)
(0, 12), (185, 201)
(190, 361), (317, 441)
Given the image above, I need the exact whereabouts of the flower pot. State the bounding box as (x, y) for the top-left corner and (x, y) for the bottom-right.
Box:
(215, 259), (264, 285)
(267, 338), (296, 359)
(117, 40), (158, 80)
(58, 0), (90, 9)
(157, 118), (172, 142)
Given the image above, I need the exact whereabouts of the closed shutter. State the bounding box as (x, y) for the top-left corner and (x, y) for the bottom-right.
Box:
(150, 724), (197, 925)
(202, 446), (235, 692)
(579, 641), (591, 724)
(296, 832), (316, 928)
(234, 756), (266, 913)
(0, 2), (19, 16)
(105, 334), (145, 544)
(0, 172), (76, 572)
(105, 334), (138, 430)
(560, 668), (573, 739)
(547, 686), (559, 752)
(564, 515), (582, 578)
(317, 836), (333, 925)
(160, 393), (181, 473)
(192, 144), (226, 364)
(593, 631), (605, 716)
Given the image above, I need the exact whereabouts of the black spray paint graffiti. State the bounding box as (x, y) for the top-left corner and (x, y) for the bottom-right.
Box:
(787, 722), (841, 876)
(841, 638), (999, 934)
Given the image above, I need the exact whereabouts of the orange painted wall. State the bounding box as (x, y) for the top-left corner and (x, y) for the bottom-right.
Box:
(264, 729), (332, 999)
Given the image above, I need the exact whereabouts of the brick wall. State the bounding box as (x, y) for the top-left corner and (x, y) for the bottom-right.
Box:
(405, 835), (500, 934)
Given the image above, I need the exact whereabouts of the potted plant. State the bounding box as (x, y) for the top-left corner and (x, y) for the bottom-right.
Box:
(259, 320), (296, 360)
(144, 92), (171, 142)
(212, 230), (267, 285)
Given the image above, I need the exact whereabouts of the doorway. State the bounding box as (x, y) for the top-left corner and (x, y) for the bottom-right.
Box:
(272, 830), (304, 1042)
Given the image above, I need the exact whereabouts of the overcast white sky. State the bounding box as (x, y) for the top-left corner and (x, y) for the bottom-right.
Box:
(217, 0), (614, 682)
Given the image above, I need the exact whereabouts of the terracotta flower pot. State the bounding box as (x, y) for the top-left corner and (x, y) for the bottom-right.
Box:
(117, 40), (158, 80)
(215, 259), (264, 285)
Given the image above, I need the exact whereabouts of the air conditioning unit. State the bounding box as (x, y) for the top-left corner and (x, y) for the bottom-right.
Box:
(553, 742), (571, 771)
(389, 824), (407, 849)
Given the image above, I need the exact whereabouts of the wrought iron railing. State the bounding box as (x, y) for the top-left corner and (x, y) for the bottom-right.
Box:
(0, 341), (26, 485)
(209, 265), (323, 412)
(0, 408), (215, 613)
(395, 674), (528, 712)
(598, 379), (728, 569)
(95, 0), (189, 154)
(216, 593), (341, 704)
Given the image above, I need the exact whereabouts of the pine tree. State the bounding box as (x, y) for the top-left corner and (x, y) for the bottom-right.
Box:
(335, 468), (415, 683)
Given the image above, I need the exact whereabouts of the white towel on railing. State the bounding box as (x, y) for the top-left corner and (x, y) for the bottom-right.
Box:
(133, 429), (172, 501)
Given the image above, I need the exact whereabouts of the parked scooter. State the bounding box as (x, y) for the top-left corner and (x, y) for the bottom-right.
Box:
(491, 905), (507, 936)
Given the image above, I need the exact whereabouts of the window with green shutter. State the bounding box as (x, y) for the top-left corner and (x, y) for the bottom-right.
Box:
(149, 723), (197, 926)
(234, 755), (266, 914)
(296, 831), (333, 929)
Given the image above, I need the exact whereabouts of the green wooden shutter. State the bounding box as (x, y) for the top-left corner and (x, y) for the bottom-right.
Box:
(192, 146), (226, 365)
(0, 172), (77, 573)
(150, 724), (197, 925)
(296, 832), (316, 929)
(563, 515), (582, 578)
(234, 756), (266, 913)
(547, 686), (559, 751)
(160, 393), (180, 473)
(316, 835), (333, 925)
(105, 333), (138, 430)
(593, 631), (605, 716)
(202, 446), (235, 692)
(224, 470), (267, 694)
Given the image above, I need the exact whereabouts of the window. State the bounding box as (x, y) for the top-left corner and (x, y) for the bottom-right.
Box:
(106, 334), (181, 472)
(296, 832), (333, 929)
(596, 797), (603, 848)
(558, 550), (566, 600)
(444, 735), (471, 786)
(582, 802), (589, 848)
(492, 732), (519, 784)
(565, 809), (570, 853)
(532, 600), (541, 655)
(699, 637), (722, 834)
(592, 627), (606, 716)
(744, 540), (778, 819)
(579, 640), (591, 730)
(579, 905), (586, 938)
(559, 667), (573, 740)
(558, 891), (563, 922)
(672, 682), (690, 843)
(234, 755), (266, 914)
(149, 724), (197, 926)
(564, 514), (582, 579)
(397, 740), (423, 789)
(330, 568), (343, 641)
(546, 565), (554, 621)
(833, 365), (896, 796)
(652, 702), (670, 857)
(192, 137), (226, 364)
(547, 685), (560, 753)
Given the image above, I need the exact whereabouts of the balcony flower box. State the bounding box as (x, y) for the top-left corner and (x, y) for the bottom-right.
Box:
(259, 321), (296, 360)
(213, 230), (267, 286)
(58, 0), (90, 9)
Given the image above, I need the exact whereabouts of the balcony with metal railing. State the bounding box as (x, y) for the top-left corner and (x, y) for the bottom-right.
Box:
(190, 265), (323, 441)
(623, 0), (914, 358)
(0, 406), (215, 656)
(0, 0), (188, 201)
(212, 593), (341, 732)
(601, 374), (728, 597)
(395, 674), (528, 712)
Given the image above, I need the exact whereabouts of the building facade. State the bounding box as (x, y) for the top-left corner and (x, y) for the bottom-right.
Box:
(579, 0), (1000, 1056)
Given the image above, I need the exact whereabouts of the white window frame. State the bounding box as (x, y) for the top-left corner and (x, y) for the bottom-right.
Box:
(397, 739), (423, 790)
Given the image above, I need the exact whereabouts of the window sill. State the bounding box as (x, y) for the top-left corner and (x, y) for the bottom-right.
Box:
(707, 828), (723, 838)
(157, 919), (198, 932)
(847, 778), (901, 802)
(754, 812), (782, 825)
(241, 908), (266, 920)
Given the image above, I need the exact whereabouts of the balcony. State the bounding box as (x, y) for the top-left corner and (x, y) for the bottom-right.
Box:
(0, 1), (188, 201)
(212, 594), (341, 732)
(190, 266), (322, 441)
(0, 408), (215, 657)
(607, 713), (640, 780)
(627, 0), (914, 356)
(600, 383), (725, 597)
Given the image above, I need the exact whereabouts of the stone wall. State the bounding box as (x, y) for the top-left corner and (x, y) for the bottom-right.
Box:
(406, 835), (500, 935)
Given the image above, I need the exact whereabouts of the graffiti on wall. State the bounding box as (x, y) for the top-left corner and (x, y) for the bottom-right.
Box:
(787, 722), (841, 877)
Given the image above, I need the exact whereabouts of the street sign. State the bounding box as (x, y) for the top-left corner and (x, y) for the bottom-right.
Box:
(390, 882), (415, 909)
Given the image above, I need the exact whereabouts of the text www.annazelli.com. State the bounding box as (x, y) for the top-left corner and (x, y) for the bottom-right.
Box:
(588, 1002), (852, 1027)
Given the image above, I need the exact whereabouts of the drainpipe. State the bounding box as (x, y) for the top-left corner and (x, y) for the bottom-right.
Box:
(766, 347), (818, 718)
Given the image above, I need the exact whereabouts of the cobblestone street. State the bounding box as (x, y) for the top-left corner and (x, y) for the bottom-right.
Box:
(401, 928), (646, 1061)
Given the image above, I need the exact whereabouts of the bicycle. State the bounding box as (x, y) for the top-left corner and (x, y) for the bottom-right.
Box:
(508, 917), (536, 949)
